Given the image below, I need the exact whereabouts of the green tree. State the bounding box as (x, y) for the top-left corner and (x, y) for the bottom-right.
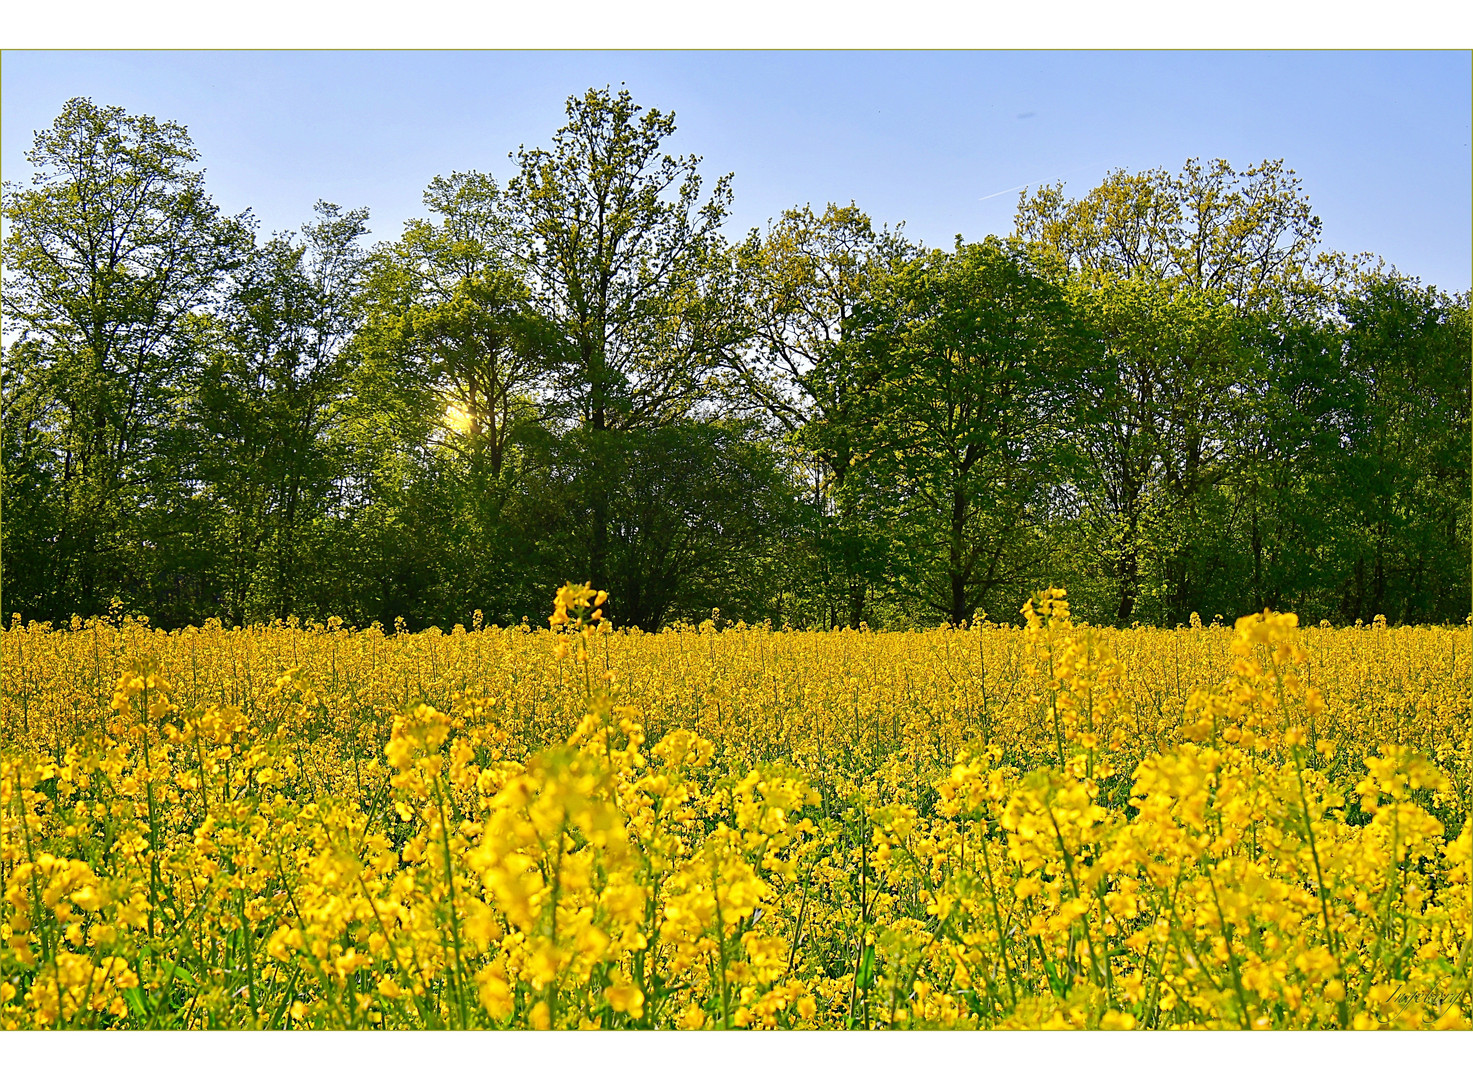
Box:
(1, 97), (252, 619)
(504, 87), (738, 600)
(1211, 309), (1354, 618)
(1057, 276), (1250, 625)
(359, 172), (554, 481)
(1329, 274), (1470, 622)
(855, 238), (1079, 624)
(0, 342), (64, 620)
(1015, 158), (1333, 624)
(339, 173), (559, 628)
(1015, 157), (1332, 315)
(727, 203), (912, 626)
(519, 420), (802, 629)
(188, 202), (370, 623)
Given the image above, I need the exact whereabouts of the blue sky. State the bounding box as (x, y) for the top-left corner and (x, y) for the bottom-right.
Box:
(3, 50), (1470, 291)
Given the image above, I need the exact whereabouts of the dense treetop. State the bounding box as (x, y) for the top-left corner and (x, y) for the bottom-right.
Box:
(3, 90), (1468, 629)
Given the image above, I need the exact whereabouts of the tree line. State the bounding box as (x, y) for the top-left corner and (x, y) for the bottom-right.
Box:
(3, 90), (1469, 630)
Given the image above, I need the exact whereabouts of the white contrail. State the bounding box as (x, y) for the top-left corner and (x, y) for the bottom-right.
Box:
(977, 184), (1031, 203)
(978, 175), (1061, 202)
(978, 165), (1105, 203)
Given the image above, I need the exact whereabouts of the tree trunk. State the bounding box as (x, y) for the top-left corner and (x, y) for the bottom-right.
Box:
(587, 340), (610, 592)
(948, 481), (969, 625)
(1116, 518), (1139, 625)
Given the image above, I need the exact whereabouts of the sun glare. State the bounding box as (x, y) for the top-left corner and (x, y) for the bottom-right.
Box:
(444, 403), (474, 434)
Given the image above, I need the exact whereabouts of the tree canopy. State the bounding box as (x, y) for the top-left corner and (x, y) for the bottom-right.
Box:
(3, 93), (1468, 630)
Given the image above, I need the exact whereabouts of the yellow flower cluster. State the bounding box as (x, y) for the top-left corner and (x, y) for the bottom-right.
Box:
(1, 590), (1468, 1029)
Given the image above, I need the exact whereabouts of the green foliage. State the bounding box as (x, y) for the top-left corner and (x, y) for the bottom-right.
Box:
(1, 97), (253, 619)
(506, 86), (738, 434)
(726, 203), (914, 627)
(2, 98), (1467, 632)
(183, 201), (370, 624)
(850, 237), (1081, 624)
(1329, 274), (1471, 622)
(518, 421), (804, 629)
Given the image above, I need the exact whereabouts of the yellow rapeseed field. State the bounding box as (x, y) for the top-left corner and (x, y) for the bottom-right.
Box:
(2, 585), (1469, 1030)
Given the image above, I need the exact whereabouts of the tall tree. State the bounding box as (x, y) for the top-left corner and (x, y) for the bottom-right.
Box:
(1, 97), (251, 617)
(504, 87), (737, 597)
(358, 171), (553, 482)
(334, 173), (559, 627)
(726, 203), (913, 626)
(1015, 159), (1328, 624)
(189, 202), (370, 622)
(1330, 274), (1470, 623)
(855, 238), (1079, 624)
(1056, 276), (1249, 624)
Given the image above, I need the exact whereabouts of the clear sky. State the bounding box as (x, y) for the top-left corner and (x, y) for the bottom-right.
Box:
(3, 50), (1470, 292)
